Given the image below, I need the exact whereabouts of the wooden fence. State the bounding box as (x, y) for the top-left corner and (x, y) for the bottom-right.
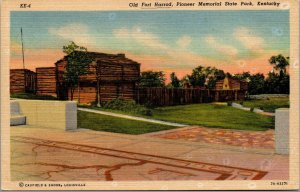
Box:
(135, 87), (246, 106)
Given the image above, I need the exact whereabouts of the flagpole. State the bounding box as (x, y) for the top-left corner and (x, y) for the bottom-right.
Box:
(21, 27), (25, 70)
(21, 27), (26, 92)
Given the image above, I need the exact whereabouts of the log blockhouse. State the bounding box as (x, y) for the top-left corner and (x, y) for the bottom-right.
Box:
(55, 52), (140, 104)
(36, 67), (57, 97)
(10, 69), (36, 94)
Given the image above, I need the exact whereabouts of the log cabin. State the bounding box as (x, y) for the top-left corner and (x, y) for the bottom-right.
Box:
(215, 76), (248, 91)
(214, 76), (248, 101)
(55, 52), (140, 104)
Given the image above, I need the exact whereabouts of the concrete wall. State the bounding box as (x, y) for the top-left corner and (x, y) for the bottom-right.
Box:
(275, 108), (289, 155)
(16, 99), (77, 130)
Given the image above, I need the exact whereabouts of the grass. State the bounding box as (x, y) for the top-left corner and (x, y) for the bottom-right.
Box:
(147, 104), (273, 131)
(79, 103), (274, 132)
(78, 111), (176, 135)
(242, 97), (289, 113)
(11, 93), (57, 100)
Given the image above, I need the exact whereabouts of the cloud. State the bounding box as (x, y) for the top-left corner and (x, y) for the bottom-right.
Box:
(113, 26), (168, 50)
(48, 23), (95, 47)
(176, 35), (192, 49)
(234, 27), (265, 53)
(11, 49), (64, 71)
(113, 27), (228, 74)
(205, 35), (238, 57)
(11, 40), (22, 58)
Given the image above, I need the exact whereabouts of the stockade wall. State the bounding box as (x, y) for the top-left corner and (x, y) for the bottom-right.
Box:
(10, 69), (36, 93)
(70, 82), (136, 104)
(36, 67), (57, 96)
(135, 88), (246, 106)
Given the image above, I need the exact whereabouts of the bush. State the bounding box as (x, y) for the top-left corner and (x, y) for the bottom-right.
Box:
(250, 107), (254, 112)
(239, 101), (244, 105)
(96, 98), (153, 116)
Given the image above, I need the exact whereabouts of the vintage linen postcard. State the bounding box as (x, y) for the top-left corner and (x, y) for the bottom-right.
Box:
(1, 0), (299, 190)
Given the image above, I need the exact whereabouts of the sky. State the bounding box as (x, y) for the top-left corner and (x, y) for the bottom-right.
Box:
(11, 10), (289, 80)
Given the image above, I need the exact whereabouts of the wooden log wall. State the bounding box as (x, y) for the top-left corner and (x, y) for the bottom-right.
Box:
(136, 88), (213, 106)
(10, 69), (36, 93)
(229, 79), (241, 90)
(70, 82), (136, 104)
(55, 53), (140, 103)
(10, 69), (26, 93)
(136, 88), (246, 106)
(36, 67), (57, 96)
(74, 63), (140, 82)
(215, 81), (224, 90)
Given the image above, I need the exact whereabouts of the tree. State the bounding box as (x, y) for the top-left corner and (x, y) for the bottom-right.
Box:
(187, 65), (225, 89)
(63, 41), (94, 102)
(248, 73), (265, 95)
(265, 71), (290, 94)
(139, 71), (166, 87)
(265, 72), (280, 94)
(265, 54), (290, 94)
(269, 54), (289, 76)
(95, 61), (102, 107)
(205, 67), (225, 89)
(233, 72), (251, 81)
(188, 66), (206, 87)
(170, 72), (180, 88)
(233, 72), (265, 94)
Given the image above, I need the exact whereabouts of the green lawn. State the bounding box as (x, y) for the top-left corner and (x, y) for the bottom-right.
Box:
(242, 97), (289, 113)
(79, 103), (274, 132)
(148, 104), (273, 131)
(11, 93), (57, 100)
(78, 111), (175, 135)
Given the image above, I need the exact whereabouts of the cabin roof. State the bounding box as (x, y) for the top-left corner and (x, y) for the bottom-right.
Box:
(55, 51), (140, 66)
(216, 77), (247, 84)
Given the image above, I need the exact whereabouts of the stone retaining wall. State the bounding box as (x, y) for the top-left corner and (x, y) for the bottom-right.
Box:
(15, 100), (77, 130)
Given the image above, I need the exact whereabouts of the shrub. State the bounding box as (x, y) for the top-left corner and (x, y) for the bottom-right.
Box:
(239, 101), (244, 105)
(260, 106), (264, 111)
(250, 107), (254, 112)
(144, 101), (156, 109)
(227, 101), (232, 106)
(11, 93), (57, 100)
(96, 98), (153, 116)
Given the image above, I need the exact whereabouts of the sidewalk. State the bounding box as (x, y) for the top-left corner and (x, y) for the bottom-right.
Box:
(144, 126), (275, 149)
(231, 103), (275, 117)
(11, 126), (288, 181)
(78, 108), (188, 127)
